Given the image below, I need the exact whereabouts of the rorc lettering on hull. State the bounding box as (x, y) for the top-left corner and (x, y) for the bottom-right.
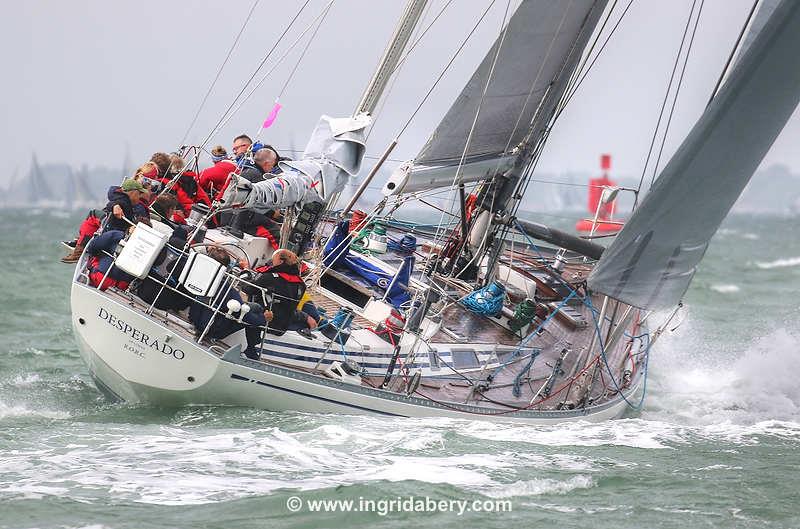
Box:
(97, 307), (185, 360)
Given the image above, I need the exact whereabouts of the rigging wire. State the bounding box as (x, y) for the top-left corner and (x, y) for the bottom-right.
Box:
(556, 0), (636, 118)
(179, 0), (260, 148)
(502, 0), (595, 160)
(433, 0), (512, 258)
(394, 1), (499, 140)
(254, 0), (333, 142)
(633, 0), (699, 205)
(365, 0), (443, 141)
(706, 0), (760, 107)
(482, 1), (629, 270)
(562, 0), (619, 99)
(211, 0), (336, 143)
(198, 0), (313, 150)
(649, 0), (705, 187)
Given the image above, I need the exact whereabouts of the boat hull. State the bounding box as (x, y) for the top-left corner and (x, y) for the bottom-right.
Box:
(71, 282), (644, 424)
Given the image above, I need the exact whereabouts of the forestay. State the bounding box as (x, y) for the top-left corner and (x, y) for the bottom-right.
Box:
(588, 0), (800, 311)
(383, 0), (608, 196)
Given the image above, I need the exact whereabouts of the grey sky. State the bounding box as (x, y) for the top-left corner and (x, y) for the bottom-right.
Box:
(2, 0), (794, 187)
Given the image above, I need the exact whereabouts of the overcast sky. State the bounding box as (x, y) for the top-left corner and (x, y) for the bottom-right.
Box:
(2, 0), (795, 187)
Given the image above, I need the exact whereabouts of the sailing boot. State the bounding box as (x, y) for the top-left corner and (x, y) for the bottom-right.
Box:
(60, 243), (85, 264)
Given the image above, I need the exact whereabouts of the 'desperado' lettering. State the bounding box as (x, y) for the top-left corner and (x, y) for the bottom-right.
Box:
(97, 307), (185, 359)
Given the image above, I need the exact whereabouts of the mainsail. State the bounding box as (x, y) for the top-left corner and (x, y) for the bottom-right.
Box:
(588, 0), (800, 311)
(382, 0), (608, 195)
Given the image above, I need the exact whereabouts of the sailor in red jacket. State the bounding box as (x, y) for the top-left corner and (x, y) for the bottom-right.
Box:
(198, 145), (238, 197)
(159, 154), (212, 220)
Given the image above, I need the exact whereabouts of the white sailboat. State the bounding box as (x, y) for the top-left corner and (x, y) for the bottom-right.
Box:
(69, 0), (800, 423)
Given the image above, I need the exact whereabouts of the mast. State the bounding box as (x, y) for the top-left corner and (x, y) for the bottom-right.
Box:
(230, 0), (429, 215)
(473, 1), (610, 281)
(342, 0), (428, 214)
(354, 0), (428, 117)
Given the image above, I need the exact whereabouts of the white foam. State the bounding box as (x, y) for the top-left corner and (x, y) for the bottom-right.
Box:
(716, 229), (759, 240)
(484, 475), (595, 498)
(460, 419), (678, 449)
(10, 373), (41, 386)
(710, 284), (740, 294)
(695, 464), (743, 471)
(754, 256), (800, 269)
(644, 322), (800, 429)
(0, 401), (69, 420)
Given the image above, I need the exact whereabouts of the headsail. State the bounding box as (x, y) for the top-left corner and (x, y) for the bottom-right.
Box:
(732, 0), (781, 70)
(383, 0), (608, 195)
(588, 0), (800, 311)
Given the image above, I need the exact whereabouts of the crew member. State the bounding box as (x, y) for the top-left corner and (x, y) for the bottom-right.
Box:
(188, 246), (267, 360)
(241, 249), (305, 336)
(104, 178), (146, 233)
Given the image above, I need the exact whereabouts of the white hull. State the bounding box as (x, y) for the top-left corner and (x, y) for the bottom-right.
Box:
(71, 281), (643, 424)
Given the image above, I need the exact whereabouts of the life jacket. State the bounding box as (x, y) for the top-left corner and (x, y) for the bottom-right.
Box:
(246, 263), (305, 335)
(198, 160), (238, 195)
(88, 256), (130, 291)
(254, 225), (279, 250)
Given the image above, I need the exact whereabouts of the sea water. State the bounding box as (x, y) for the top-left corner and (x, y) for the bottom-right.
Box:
(1, 210), (798, 529)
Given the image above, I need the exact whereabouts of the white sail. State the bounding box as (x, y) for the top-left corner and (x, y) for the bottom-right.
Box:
(588, 0), (800, 310)
(383, 0), (608, 196)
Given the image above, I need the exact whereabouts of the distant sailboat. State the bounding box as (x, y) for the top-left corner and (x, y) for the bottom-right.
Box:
(26, 153), (58, 206)
(121, 144), (133, 180)
(65, 165), (99, 210)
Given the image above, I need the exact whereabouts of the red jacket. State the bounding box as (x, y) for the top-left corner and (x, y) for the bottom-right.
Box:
(160, 171), (212, 216)
(199, 160), (238, 196)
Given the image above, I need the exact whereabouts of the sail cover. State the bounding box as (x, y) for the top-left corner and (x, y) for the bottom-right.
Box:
(383, 0), (608, 195)
(588, 0), (800, 311)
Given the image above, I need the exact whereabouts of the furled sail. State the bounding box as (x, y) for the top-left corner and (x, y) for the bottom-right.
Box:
(382, 0), (608, 196)
(588, 0), (800, 311)
(223, 114), (369, 211)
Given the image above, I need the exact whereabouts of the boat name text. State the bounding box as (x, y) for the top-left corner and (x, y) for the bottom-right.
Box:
(97, 307), (185, 360)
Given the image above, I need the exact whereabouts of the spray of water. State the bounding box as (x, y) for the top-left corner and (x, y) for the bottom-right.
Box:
(644, 316), (800, 426)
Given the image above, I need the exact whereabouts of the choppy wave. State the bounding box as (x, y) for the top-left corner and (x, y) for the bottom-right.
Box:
(484, 475), (594, 498)
(754, 256), (800, 269)
(716, 228), (760, 240)
(709, 284), (740, 293)
(1, 212), (799, 527)
(0, 401), (70, 420)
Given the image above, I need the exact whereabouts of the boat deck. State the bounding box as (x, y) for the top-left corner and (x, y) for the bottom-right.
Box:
(85, 261), (637, 413)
